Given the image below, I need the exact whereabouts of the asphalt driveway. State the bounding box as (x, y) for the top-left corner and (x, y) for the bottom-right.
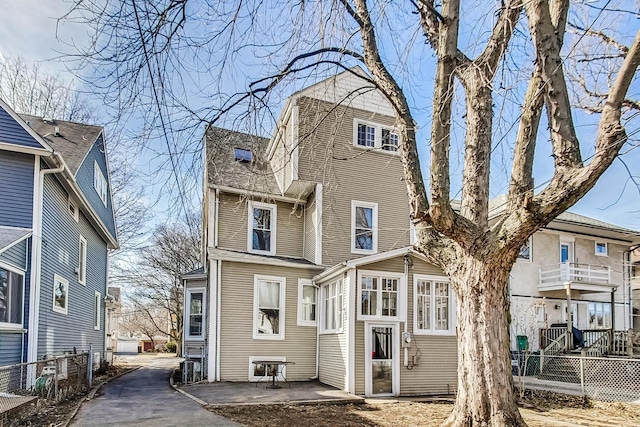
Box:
(70, 354), (241, 426)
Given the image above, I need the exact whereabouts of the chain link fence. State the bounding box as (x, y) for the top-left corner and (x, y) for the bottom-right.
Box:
(0, 353), (91, 416)
(514, 353), (640, 402)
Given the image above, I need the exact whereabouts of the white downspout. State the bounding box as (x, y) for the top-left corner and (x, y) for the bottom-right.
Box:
(403, 255), (409, 368)
(214, 189), (220, 248)
(27, 153), (64, 367)
(215, 259), (222, 382)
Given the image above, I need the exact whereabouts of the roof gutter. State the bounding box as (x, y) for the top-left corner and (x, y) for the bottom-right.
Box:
(210, 184), (307, 206)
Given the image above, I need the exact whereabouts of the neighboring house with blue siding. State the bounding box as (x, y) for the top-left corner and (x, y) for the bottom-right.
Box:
(0, 99), (118, 368)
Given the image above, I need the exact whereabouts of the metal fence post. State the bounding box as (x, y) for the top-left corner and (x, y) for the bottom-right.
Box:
(88, 344), (93, 387)
(54, 358), (59, 403)
(579, 356), (585, 396)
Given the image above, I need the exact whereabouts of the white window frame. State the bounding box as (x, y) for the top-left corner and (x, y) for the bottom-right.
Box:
(247, 201), (277, 256)
(588, 302), (611, 329)
(93, 161), (108, 206)
(53, 274), (69, 315)
(185, 287), (206, 340)
(297, 279), (317, 326)
(595, 241), (608, 257)
(253, 275), (286, 340)
(94, 291), (101, 330)
(413, 274), (456, 336)
(78, 236), (87, 285)
(0, 261), (25, 330)
(351, 200), (378, 254)
(517, 236), (532, 262)
(248, 356), (286, 382)
(357, 270), (405, 321)
(352, 119), (400, 154)
(68, 197), (79, 222)
(320, 279), (344, 334)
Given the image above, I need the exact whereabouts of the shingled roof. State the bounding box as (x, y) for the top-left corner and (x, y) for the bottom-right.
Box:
(19, 114), (102, 175)
(205, 126), (280, 195)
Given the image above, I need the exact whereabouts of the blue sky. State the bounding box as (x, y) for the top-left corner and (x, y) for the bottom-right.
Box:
(1, 0), (638, 231)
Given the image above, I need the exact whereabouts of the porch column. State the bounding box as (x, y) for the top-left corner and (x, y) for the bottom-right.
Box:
(566, 283), (572, 352)
(611, 289), (616, 330)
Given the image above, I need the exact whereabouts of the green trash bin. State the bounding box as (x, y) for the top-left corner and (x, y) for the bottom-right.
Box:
(516, 335), (528, 351)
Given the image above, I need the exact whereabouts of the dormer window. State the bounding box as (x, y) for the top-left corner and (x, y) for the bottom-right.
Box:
(234, 148), (253, 163)
(382, 129), (399, 152)
(353, 119), (399, 153)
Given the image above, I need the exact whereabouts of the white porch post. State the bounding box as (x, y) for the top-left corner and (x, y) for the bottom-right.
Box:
(566, 283), (572, 352)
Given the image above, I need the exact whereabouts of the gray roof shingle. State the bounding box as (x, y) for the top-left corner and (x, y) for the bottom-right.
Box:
(0, 226), (31, 254)
(19, 114), (102, 175)
(205, 126), (280, 195)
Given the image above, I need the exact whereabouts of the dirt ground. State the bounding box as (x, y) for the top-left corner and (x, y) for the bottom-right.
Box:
(8, 364), (134, 427)
(209, 390), (640, 427)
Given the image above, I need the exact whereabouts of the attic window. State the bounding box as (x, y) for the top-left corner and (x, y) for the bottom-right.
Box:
(234, 148), (253, 163)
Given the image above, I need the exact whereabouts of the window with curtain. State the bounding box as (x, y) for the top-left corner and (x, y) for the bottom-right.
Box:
(0, 266), (24, 326)
(254, 276), (285, 339)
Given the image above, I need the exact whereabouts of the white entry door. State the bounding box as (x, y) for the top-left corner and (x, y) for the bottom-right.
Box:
(562, 302), (578, 328)
(365, 323), (399, 397)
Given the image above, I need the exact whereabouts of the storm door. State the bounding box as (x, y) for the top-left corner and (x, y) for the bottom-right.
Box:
(366, 324), (398, 397)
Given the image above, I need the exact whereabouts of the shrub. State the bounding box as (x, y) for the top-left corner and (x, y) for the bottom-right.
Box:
(165, 342), (177, 353)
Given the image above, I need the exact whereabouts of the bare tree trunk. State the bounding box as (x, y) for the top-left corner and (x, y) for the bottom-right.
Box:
(445, 254), (524, 427)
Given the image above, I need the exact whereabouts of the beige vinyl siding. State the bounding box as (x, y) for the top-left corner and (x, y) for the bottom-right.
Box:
(217, 192), (305, 258)
(317, 272), (348, 390)
(295, 96), (411, 265)
(218, 261), (316, 381)
(318, 334), (347, 389)
(402, 258), (457, 395)
(352, 255), (457, 396)
(303, 191), (316, 263)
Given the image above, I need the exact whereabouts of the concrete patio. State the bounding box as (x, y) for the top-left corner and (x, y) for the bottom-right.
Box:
(179, 380), (364, 406)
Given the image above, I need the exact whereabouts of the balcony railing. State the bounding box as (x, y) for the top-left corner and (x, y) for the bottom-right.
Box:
(539, 263), (611, 285)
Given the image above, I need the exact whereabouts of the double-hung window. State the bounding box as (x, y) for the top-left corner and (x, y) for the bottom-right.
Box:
(352, 201), (378, 254)
(414, 275), (455, 335)
(0, 263), (24, 328)
(353, 119), (399, 153)
(588, 302), (611, 329)
(517, 237), (532, 262)
(248, 201), (276, 255)
(321, 279), (343, 333)
(358, 271), (403, 320)
(93, 161), (108, 206)
(253, 276), (285, 339)
(94, 291), (101, 330)
(53, 275), (69, 315)
(186, 288), (205, 339)
(595, 242), (608, 257)
(298, 279), (317, 326)
(78, 236), (87, 285)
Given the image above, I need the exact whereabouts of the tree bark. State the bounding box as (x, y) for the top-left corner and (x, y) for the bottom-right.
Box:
(444, 252), (525, 427)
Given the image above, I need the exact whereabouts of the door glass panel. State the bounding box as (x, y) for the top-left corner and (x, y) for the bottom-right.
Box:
(371, 327), (393, 394)
(560, 244), (569, 263)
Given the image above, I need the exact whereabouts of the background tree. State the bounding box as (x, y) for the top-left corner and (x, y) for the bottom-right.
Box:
(64, 1), (639, 425)
(126, 216), (201, 357)
(0, 55), (151, 264)
(119, 301), (168, 350)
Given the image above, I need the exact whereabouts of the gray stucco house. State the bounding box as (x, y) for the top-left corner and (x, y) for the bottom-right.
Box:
(0, 99), (118, 367)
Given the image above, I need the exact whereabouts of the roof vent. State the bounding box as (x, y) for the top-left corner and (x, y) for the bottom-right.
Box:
(234, 147), (252, 163)
(54, 126), (60, 137)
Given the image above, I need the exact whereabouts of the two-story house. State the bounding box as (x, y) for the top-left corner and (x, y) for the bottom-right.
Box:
(0, 99), (118, 368)
(183, 68), (637, 396)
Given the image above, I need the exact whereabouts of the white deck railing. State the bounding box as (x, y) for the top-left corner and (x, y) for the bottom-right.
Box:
(539, 263), (610, 285)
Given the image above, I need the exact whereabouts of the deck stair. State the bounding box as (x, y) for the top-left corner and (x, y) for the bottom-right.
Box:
(538, 356), (581, 383)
